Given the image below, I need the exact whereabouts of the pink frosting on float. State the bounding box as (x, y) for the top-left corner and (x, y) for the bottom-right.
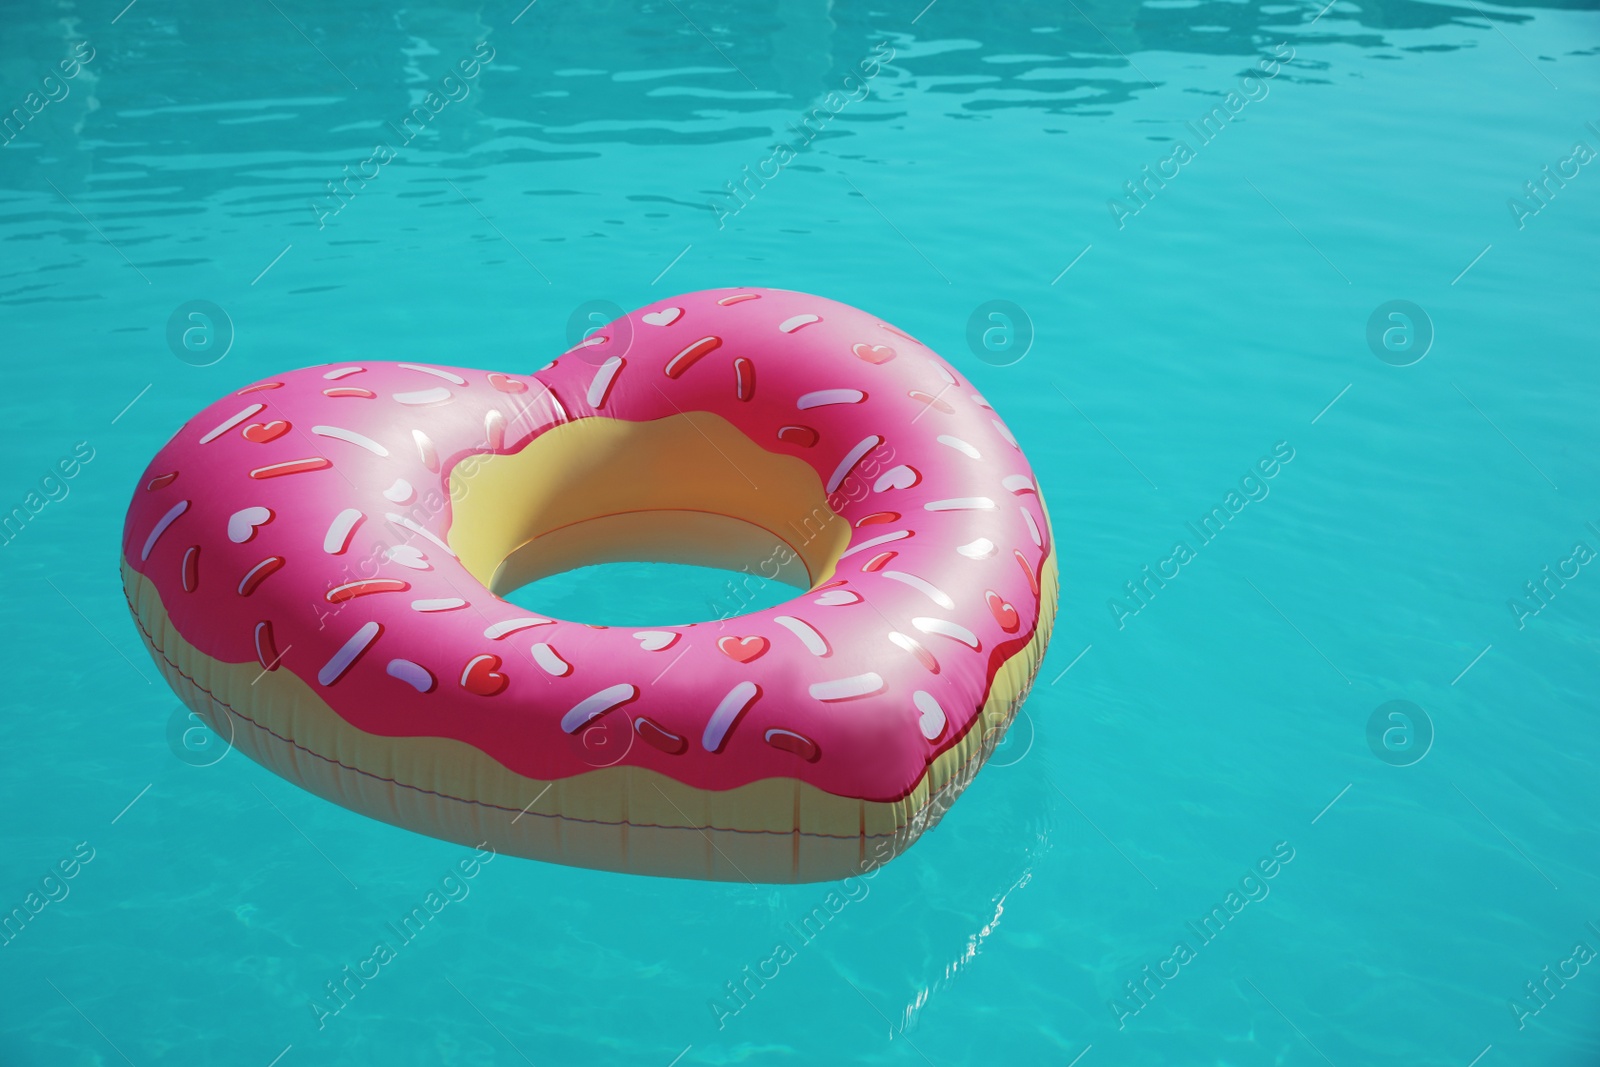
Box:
(121, 288), (1051, 804)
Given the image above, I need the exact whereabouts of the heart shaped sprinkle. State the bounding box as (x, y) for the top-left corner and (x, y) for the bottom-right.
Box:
(957, 538), (998, 559)
(487, 372), (527, 393)
(717, 635), (769, 663)
(633, 630), (679, 652)
(227, 506), (273, 544)
(385, 545), (429, 570)
(874, 465), (921, 492)
(986, 591), (1020, 633)
(460, 653), (509, 696)
(914, 691), (947, 740)
(242, 420), (291, 444)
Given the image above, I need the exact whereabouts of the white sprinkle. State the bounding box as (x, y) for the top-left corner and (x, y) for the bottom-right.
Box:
(531, 642), (571, 677)
(1021, 506), (1044, 547)
(937, 435), (981, 459)
(383, 478), (415, 504)
(323, 366), (364, 380)
(393, 387), (452, 406)
(924, 498), (995, 512)
(874, 465), (920, 492)
(773, 615), (829, 657)
(561, 684), (638, 734)
(227, 506), (271, 544)
(319, 621), (380, 686)
(838, 530), (912, 559)
(972, 393), (993, 410)
(956, 538), (997, 559)
(934, 364), (957, 386)
(913, 616), (980, 649)
(485, 409), (506, 450)
(882, 570), (955, 610)
(798, 388), (865, 410)
(398, 363), (466, 385)
(140, 500), (189, 561)
(198, 404), (263, 444)
(587, 356), (624, 408)
(323, 508), (364, 555)
(888, 632), (928, 661)
(387, 513), (457, 557)
(808, 673), (884, 702)
(702, 680), (761, 751)
(814, 588), (861, 606)
(826, 434), (883, 494)
(992, 419), (1018, 446)
(384, 545), (430, 570)
(643, 307), (682, 326)
(411, 598), (467, 612)
(485, 617), (552, 639)
(413, 429), (438, 472)
(778, 314), (820, 333)
(914, 691), (947, 740)
(313, 425), (388, 457)
(1002, 474), (1037, 494)
(633, 630), (679, 652)
(386, 659), (435, 693)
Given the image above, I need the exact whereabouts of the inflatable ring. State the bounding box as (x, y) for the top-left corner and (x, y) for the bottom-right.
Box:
(121, 288), (1058, 882)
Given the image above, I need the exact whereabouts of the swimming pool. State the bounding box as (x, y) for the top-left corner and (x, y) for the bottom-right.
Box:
(2, 1), (1597, 1064)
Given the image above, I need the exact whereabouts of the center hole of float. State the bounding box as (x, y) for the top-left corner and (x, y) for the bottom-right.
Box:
(444, 412), (851, 626)
(502, 560), (797, 627)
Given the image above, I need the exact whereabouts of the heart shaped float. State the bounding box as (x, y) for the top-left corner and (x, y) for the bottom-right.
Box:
(120, 289), (1057, 882)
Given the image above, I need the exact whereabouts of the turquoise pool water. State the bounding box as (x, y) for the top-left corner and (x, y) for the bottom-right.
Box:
(3, 1), (1598, 1064)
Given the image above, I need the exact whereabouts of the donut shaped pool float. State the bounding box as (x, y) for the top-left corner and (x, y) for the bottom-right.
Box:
(121, 288), (1058, 882)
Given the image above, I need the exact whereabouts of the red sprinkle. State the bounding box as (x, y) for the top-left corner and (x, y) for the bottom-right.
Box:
(776, 425), (818, 448)
(634, 717), (687, 755)
(249, 457), (331, 479)
(1016, 550), (1039, 597)
(663, 336), (722, 379)
(181, 545), (200, 592)
(254, 620), (280, 671)
(237, 556), (286, 597)
(764, 728), (819, 762)
(733, 357), (755, 402)
(237, 382), (284, 394)
(325, 578), (411, 603)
